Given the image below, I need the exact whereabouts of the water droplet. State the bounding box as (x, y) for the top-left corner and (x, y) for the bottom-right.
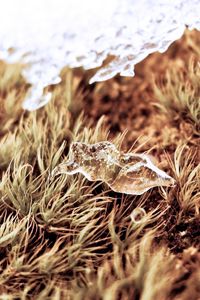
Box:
(130, 207), (146, 223)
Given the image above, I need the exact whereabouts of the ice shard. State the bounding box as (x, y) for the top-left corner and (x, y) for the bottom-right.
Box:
(0, 0), (199, 110)
(51, 141), (175, 195)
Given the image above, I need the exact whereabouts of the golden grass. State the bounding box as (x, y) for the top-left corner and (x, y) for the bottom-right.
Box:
(0, 30), (199, 299)
(154, 58), (200, 133)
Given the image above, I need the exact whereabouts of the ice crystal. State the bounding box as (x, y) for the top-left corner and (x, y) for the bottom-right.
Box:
(0, 0), (200, 110)
(51, 141), (175, 195)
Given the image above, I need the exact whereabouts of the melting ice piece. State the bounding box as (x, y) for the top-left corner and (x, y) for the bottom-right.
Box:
(0, 0), (200, 110)
(22, 85), (52, 111)
(51, 141), (175, 195)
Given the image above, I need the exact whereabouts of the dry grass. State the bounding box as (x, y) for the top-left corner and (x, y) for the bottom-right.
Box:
(154, 58), (200, 133)
(0, 30), (199, 299)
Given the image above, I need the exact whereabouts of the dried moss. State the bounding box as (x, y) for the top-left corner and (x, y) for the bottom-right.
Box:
(0, 30), (199, 299)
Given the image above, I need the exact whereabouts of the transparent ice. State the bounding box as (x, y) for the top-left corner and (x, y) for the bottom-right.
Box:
(51, 141), (175, 195)
(0, 0), (199, 110)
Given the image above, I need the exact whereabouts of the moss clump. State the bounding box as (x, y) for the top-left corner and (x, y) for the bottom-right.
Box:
(0, 30), (199, 299)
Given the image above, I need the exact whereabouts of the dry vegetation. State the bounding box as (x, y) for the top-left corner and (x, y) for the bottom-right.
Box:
(0, 30), (199, 299)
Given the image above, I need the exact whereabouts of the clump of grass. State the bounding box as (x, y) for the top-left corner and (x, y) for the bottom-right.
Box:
(0, 31), (199, 300)
(73, 232), (193, 300)
(160, 145), (200, 218)
(154, 59), (200, 134)
(0, 62), (26, 134)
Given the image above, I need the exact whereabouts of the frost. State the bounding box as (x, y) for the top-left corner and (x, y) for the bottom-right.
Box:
(0, 0), (199, 110)
(51, 141), (175, 195)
